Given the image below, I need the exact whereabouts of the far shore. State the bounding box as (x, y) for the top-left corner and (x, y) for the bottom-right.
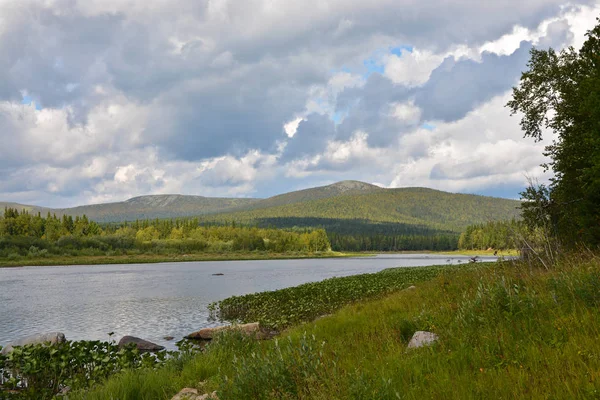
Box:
(0, 249), (516, 268)
(0, 251), (370, 268)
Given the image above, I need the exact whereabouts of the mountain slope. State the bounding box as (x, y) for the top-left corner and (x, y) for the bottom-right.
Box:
(205, 187), (521, 233)
(1, 182), (520, 230)
(235, 180), (382, 211)
(1, 195), (261, 223)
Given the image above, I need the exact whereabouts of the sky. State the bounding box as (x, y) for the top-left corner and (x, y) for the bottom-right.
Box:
(0, 0), (598, 207)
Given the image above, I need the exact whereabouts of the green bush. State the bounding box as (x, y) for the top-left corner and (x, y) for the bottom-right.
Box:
(218, 333), (332, 399)
(0, 340), (169, 399)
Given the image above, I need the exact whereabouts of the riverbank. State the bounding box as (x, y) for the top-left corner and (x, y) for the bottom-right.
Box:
(0, 249), (511, 268)
(66, 251), (600, 399)
(0, 250), (368, 268)
(381, 249), (519, 257)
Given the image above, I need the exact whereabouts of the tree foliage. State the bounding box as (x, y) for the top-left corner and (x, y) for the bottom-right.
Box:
(0, 208), (331, 261)
(507, 19), (600, 245)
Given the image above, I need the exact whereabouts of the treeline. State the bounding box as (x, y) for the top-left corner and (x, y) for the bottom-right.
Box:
(329, 233), (457, 251)
(254, 217), (459, 251)
(0, 208), (331, 259)
(458, 219), (525, 250)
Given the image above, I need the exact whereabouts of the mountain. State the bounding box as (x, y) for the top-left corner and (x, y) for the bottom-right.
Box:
(1, 181), (521, 231)
(204, 186), (521, 233)
(1, 195), (261, 223)
(236, 180), (382, 211)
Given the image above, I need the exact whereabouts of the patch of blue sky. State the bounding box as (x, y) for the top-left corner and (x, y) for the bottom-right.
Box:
(334, 45), (413, 81)
(362, 58), (384, 79)
(21, 94), (42, 110)
(421, 122), (436, 131)
(331, 109), (349, 124)
(390, 45), (413, 56)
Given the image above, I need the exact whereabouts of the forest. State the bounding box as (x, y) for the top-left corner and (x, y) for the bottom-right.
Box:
(457, 219), (526, 250)
(0, 208), (331, 261)
(0, 206), (463, 260)
(254, 217), (459, 251)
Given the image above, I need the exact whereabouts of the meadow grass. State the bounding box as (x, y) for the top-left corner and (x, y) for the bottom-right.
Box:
(68, 252), (600, 399)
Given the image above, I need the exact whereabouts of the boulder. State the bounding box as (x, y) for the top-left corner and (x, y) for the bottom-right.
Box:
(171, 388), (198, 400)
(406, 285), (416, 290)
(186, 322), (268, 340)
(118, 336), (165, 352)
(171, 388), (218, 400)
(1, 332), (65, 355)
(407, 331), (439, 349)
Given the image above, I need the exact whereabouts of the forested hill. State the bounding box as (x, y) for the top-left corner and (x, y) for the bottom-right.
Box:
(1, 183), (520, 230)
(236, 180), (383, 211)
(0, 195), (261, 223)
(205, 187), (521, 234)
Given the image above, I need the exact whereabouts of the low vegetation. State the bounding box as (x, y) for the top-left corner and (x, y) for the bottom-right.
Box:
(11, 251), (591, 399)
(0, 339), (174, 399)
(208, 265), (450, 330)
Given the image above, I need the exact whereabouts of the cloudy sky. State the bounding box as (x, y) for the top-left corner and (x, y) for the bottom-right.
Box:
(0, 0), (598, 207)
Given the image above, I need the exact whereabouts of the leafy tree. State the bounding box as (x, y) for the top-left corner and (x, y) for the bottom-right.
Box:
(508, 19), (600, 245)
(136, 226), (160, 242)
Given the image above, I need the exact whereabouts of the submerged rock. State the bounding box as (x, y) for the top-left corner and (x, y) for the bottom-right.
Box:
(118, 336), (165, 352)
(407, 331), (439, 349)
(186, 322), (272, 340)
(1, 332), (66, 355)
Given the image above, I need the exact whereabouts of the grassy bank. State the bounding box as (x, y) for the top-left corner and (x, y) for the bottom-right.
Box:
(64, 252), (600, 399)
(0, 251), (364, 268)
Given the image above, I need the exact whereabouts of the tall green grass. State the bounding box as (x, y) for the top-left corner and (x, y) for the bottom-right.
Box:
(69, 253), (600, 399)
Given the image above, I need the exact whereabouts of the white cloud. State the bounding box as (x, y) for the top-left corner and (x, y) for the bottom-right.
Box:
(383, 49), (445, 87)
(0, 0), (597, 206)
(390, 100), (421, 124)
(284, 117), (304, 137)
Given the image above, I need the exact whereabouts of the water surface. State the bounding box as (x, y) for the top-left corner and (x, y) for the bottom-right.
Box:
(0, 254), (496, 348)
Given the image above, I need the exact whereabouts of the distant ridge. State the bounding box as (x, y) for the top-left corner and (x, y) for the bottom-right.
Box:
(0, 181), (520, 228)
(1, 195), (260, 223)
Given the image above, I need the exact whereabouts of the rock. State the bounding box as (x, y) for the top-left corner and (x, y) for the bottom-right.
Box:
(164, 336), (175, 341)
(171, 388), (218, 400)
(171, 388), (198, 400)
(118, 336), (165, 352)
(406, 285), (416, 290)
(407, 331), (439, 349)
(56, 386), (71, 397)
(314, 314), (332, 321)
(186, 322), (267, 340)
(1, 332), (66, 355)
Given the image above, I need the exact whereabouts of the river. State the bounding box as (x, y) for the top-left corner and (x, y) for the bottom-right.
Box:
(0, 254), (496, 349)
